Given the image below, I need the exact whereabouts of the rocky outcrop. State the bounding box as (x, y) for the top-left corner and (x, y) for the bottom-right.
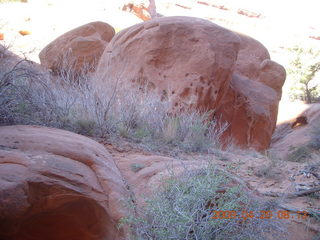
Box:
(0, 125), (128, 240)
(39, 21), (115, 75)
(95, 16), (286, 150)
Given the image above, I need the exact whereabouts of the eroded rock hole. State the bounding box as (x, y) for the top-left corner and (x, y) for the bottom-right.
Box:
(2, 197), (112, 240)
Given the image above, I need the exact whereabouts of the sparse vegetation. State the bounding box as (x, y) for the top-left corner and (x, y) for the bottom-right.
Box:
(0, 49), (226, 153)
(122, 164), (286, 240)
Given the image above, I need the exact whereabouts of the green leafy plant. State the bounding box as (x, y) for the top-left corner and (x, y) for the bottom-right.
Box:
(287, 46), (320, 103)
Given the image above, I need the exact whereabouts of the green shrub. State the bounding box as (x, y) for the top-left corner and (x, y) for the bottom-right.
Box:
(123, 165), (286, 240)
(287, 46), (320, 103)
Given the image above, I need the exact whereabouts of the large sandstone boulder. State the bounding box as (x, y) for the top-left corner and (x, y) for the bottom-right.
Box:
(0, 125), (128, 240)
(96, 16), (240, 112)
(39, 21), (115, 75)
(95, 16), (286, 150)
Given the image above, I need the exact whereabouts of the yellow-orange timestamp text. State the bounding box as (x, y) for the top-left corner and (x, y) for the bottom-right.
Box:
(211, 210), (309, 220)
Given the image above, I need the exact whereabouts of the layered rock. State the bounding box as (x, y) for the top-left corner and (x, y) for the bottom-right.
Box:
(95, 16), (286, 150)
(0, 125), (128, 240)
(39, 21), (115, 75)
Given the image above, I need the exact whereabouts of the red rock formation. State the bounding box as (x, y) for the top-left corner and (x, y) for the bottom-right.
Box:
(39, 21), (115, 75)
(122, 0), (157, 21)
(0, 125), (128, 240)
(95, 16), (286, 151)
(216, 33), (286, 150)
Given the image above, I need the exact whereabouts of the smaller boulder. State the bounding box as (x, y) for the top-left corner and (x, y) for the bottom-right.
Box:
(39, 21), (115, 75)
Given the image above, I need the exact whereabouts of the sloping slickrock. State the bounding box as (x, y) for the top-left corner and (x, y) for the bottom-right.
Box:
(39, 21), (115, 75)
(271, 103), (320, 160)
(96, 16), (240, 112)
(0, 125), (128, 240)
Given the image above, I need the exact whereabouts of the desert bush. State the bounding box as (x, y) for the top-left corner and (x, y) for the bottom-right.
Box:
(0, 59), (60, 126)
(286, 145), (312, 162)
(173, 111), (228, 152)
(93, 80), (226, 152)
(122, 164), (286, 240)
